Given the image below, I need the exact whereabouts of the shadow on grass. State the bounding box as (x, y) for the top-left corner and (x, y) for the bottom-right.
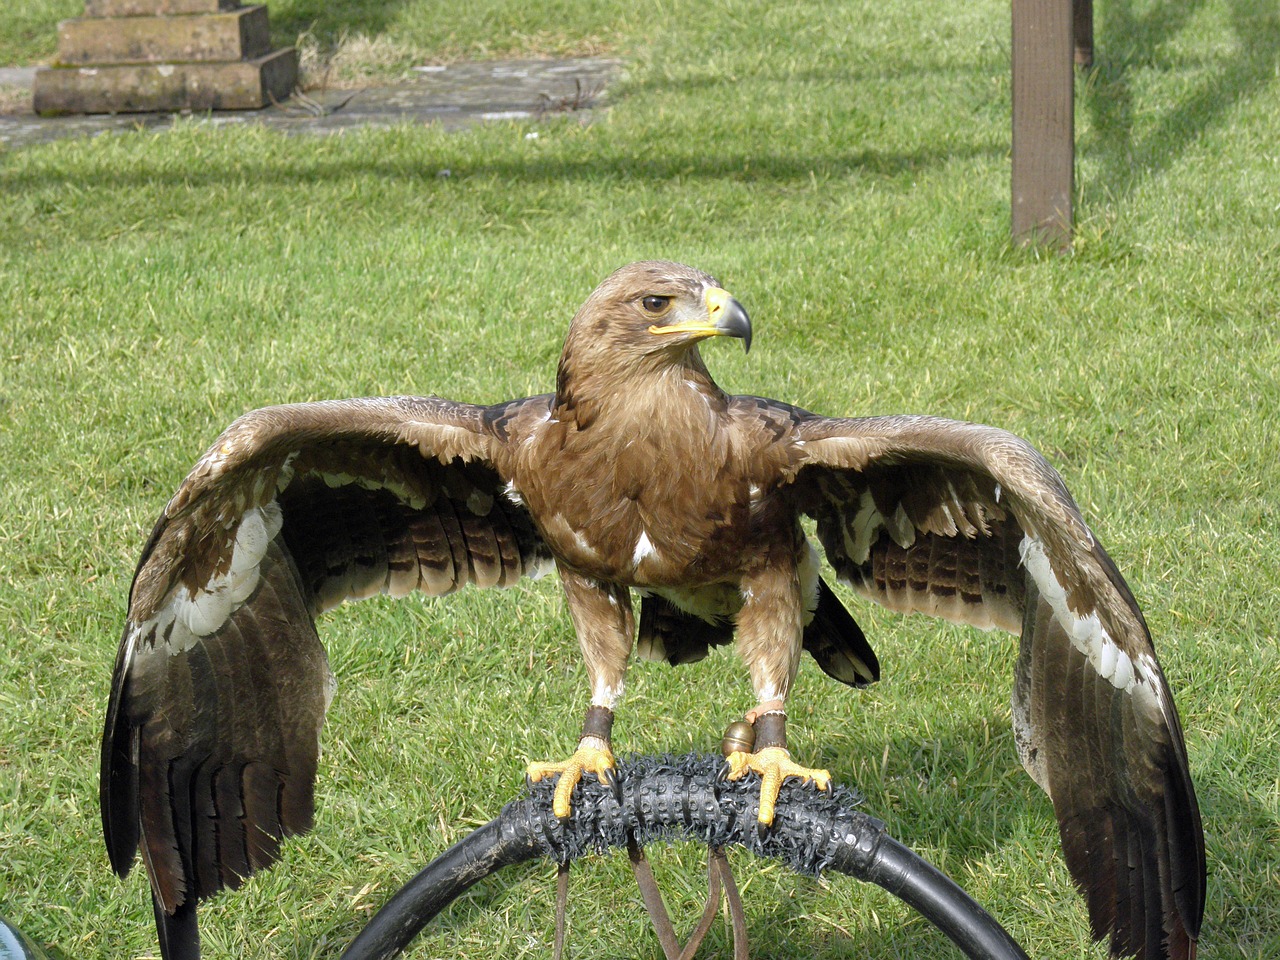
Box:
(202, 701), (1264, 957)
(620, 53), (1008, 98)
(1083, 0), (1280, 200)
(0, 139), (1006, 195)
(305, 717), (1050, 957)
(829, 714), (1274, 957)
(819, 714), (1054, 863)
(313, 821), (1013, 959)
(318, 855), (998, 958)
(267, 0), (416, 51)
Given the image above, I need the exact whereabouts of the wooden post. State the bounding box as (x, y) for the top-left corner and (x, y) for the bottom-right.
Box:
(1074, 0), (1094, 68)
(1011, 0), (1074, 248)
(33, 0), (297, 115)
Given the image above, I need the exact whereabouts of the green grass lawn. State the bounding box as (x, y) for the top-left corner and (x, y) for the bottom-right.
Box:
(2, 1), (1278, 957)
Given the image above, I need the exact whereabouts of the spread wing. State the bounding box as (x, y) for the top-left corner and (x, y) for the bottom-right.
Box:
(101, 395), (554, 929)
(794, 413), (1204, 960)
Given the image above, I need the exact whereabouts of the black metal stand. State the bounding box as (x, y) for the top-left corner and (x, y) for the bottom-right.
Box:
(340, 754), (1030, 960)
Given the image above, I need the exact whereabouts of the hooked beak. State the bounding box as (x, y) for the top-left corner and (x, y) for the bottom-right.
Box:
(648, 287), (752, 353)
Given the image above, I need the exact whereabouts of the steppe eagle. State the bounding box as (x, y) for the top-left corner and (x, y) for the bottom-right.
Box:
(103, 260), (1203, 960)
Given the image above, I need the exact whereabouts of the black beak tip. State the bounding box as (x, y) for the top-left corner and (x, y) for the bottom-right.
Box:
(720, 300), (752, 354)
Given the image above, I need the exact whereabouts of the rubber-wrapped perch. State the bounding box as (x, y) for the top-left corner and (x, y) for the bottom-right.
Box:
(0, 914), (53, 960)
(341, 754), (1029, 960)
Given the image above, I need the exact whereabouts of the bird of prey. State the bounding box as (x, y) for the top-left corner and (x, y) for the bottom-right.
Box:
(103, 260), (1204, 960)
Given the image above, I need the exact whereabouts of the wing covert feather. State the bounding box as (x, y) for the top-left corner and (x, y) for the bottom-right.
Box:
(792, 413), (1204, 960)
(102, 395), (554, 924)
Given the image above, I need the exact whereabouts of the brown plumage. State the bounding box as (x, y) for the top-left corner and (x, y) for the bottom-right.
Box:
(103, 260), (1203, 960)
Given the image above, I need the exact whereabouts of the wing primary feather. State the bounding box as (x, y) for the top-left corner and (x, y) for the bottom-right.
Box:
(136, 732), (183, 912)
(106, 394), (558, 952)
(1082, 809), (1120, 948)
(101, 629), (142, 878)
(430, 495), (468, 593)
(164, 753), (198, 906)
(245, 550), (325, 840)
(151, 890), (199, 960)
(241, 760), (284, 872)
(214, 763), (250, 889)
(1162, 758), (1204, 940)
(165, 637), (221, 903)
(189, 756), (222, 900)
(189, 615), (242, 900)
(103, 516), (172, 879)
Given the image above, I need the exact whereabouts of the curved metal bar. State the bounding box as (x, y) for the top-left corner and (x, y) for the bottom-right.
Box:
(341, 754), (1029, 960)
(0, 914), (53, 960)
(833, 834), (1030, 960)
(341, 814), (543, 960)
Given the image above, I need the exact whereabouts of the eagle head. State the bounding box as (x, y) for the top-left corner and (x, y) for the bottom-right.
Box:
(555, 261), (752, 414)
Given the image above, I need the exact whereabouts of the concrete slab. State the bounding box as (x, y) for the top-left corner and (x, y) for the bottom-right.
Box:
(1, 57), (619, 149)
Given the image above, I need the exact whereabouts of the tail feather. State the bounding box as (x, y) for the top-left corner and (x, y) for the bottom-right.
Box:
(637, 594), (734, 666)
(152, 891), (199, 960)
(638, 580), (879, 690)
(803, 579), (879, 687)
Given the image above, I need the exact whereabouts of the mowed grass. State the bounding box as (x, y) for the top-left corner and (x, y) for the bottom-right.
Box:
(0, 0), (629, 67)
(2, 0), (1278, 958)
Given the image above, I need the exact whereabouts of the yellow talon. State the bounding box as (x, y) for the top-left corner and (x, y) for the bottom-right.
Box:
(724, 746), (830, 825)
(527, 740), (616, 819)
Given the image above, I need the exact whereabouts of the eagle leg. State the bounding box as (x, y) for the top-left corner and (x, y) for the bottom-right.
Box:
(723, 712), (830, 826)
(527, 706), (616, 819)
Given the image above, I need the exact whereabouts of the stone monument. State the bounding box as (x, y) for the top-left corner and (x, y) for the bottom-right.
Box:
(33, 0), (297, 115)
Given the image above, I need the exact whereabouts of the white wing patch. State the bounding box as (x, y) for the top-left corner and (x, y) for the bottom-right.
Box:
(503, 480), (524, 506)
(1019, 535), (1147, 695)
(887, 503), (915, 546)
(162, 502), (284, 642)
(842, 490), (878, 564)
(842, 489), (917, 565)
(317, 471), (428, 510)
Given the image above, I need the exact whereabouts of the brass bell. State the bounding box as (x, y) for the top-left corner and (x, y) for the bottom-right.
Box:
(721, 719), (756, 757)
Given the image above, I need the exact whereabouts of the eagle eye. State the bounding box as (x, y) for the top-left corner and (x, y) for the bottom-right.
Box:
(641, 295), (671, 314)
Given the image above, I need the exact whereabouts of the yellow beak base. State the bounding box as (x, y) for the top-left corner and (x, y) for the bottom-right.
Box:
(647, 287), (752, 352)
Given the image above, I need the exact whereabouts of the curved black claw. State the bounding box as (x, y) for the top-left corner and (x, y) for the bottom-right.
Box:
(600, 767), (623, 803)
